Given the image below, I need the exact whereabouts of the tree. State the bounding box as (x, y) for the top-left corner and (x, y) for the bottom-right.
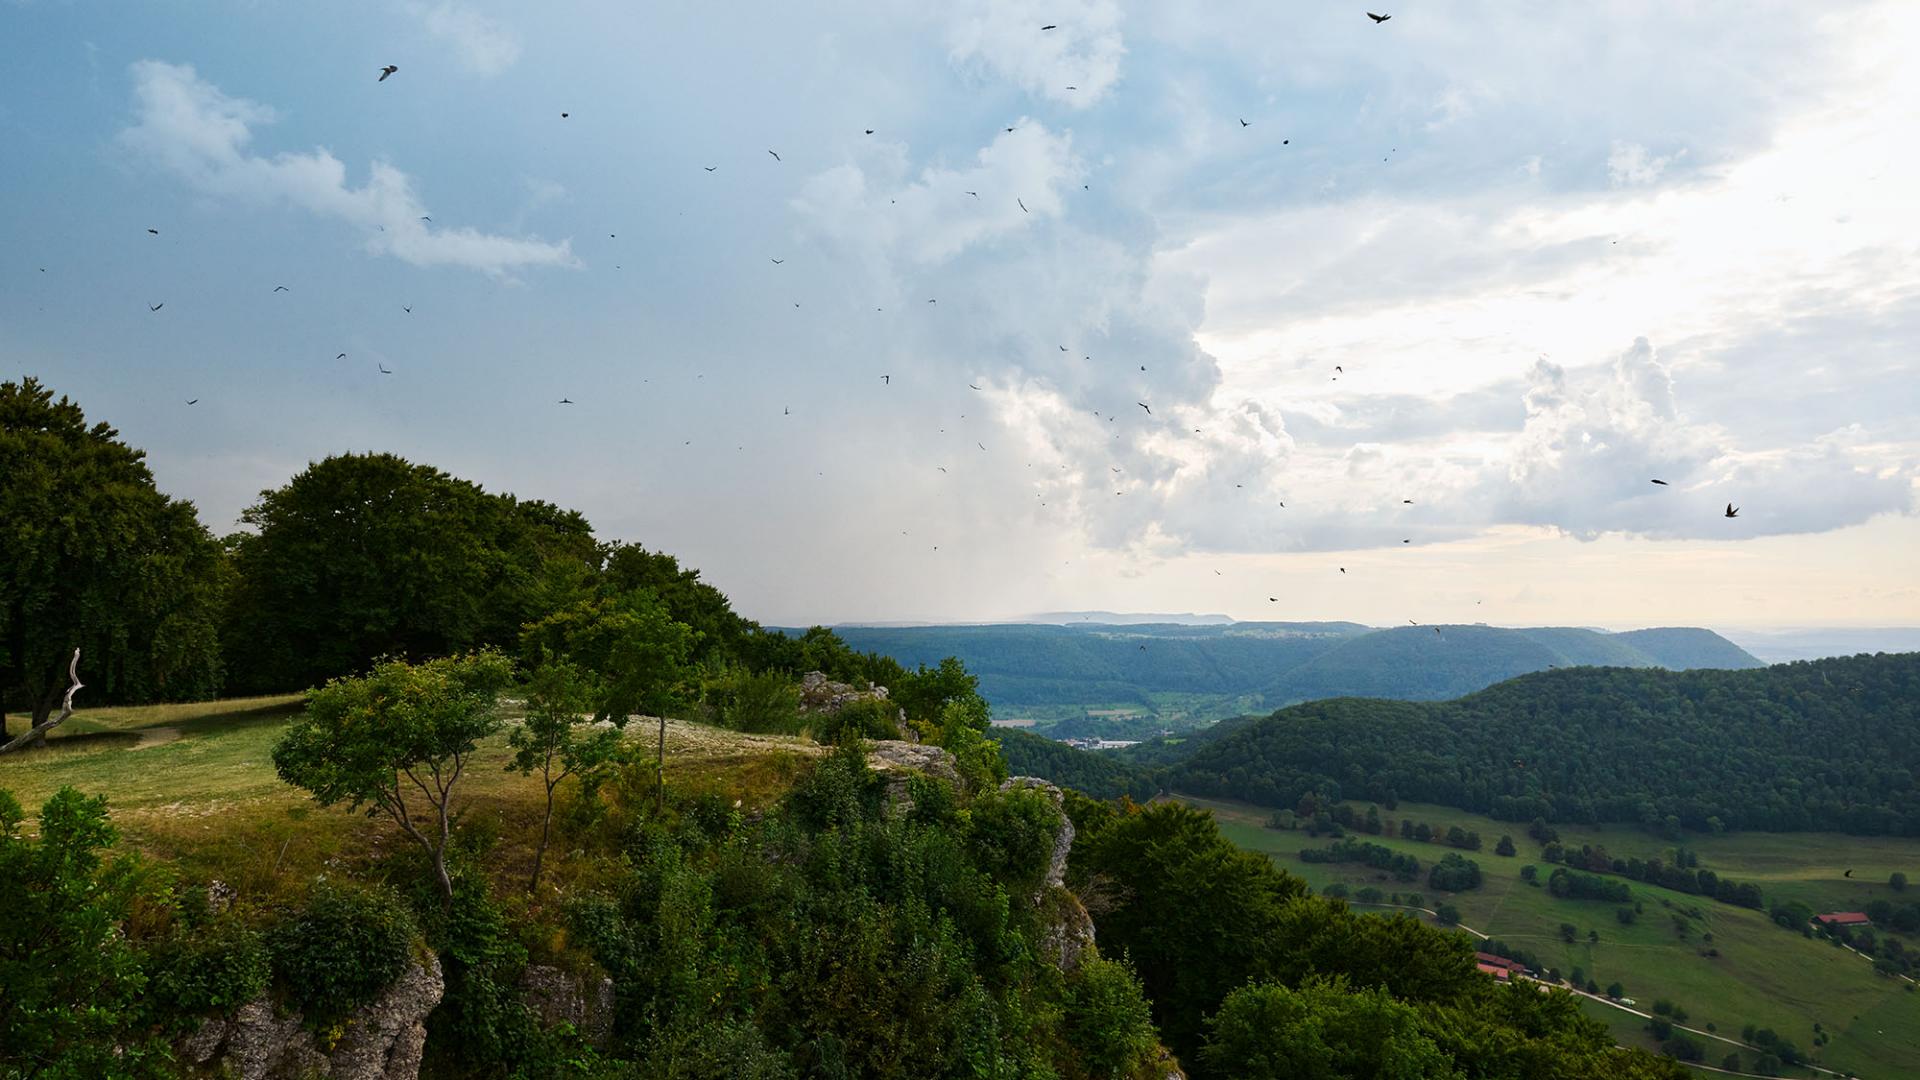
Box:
(224, 452), (596, 693)
(1, 378), (224, 736)
(1607, 982), (1625, 999)
(1199, 977), (1455, 1080)
(273, 651), (514, 904)
(1495, 834), (1517, 856)
(509, 660), (621, 892)
(522, 587), (695, 811)
(1893, 871), (1909, 892)
(1559, 923), (1578, 944)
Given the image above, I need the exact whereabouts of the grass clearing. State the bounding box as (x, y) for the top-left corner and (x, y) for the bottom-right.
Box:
(1185, 793), (1920, 1079)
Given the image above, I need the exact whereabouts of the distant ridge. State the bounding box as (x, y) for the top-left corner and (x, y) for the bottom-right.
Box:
(1022, 610), (1235, 626)
(821, 621), (1762, 733)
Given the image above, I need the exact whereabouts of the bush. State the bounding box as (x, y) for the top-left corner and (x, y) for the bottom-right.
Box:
(1064, 956), (1159, 1079)
(1428, 852), (1482, 892)
(1662, 1034), (1704, 1061)
(965, 785), (1061, 894)
(1322, 882), (1350, 899)
(810, 697), (900, 745)
(714, 669), (804, 734)
(269, 880), (419, 1020)
(1435, 903), (1461, 926)
(146, 916), (270, 1015)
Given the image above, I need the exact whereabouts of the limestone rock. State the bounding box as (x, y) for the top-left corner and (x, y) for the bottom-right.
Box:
(519, 963), (616, 1048)
(1037, 886), (1096, 972)
(178, 955), (444, 1080)
(798, 671), (893, 714)
(865, 740), (961, 814)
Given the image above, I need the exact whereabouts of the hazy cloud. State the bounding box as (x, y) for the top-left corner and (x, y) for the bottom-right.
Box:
(118, 60), (572, 276)
(412, 2), (521, 76)
(946, 0), (1125, 106)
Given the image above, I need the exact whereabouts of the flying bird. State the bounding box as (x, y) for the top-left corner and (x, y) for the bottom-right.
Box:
(402, 306), (411, 313)
(1725, 503), (1740, 518)
(1041, 24), (1057, 30)
(148, 303), (163, 312)
(185, 398), (198, 405)
(378, 364), (392, 375)
(420, 216), (431, 222)
(770, 258), (784, 264)
(378, 65), (398, 82)
(937, 467), (947, 473)
(1339, 568), (1346, 573)
(560, 112), (569, 118)
(969, 383), (982, 390)
(865, 129), (874, 135)
(1137, 402), (1151, 414)
(704, 166), (717, 172)
(768, 150), (781, 161)
(881, 375), (890, 384)
(964, 190), (978, 197)
(1018, 198), (1029, 213)
(147, 228), (159, 235)
(559, 398), (573, 404)
(272, 285), (289, 292)
(1367, 12), (1391, 23)
(1650, 479), (1668, 485)
(1240, 118), (1249, 127)
(1845, 869), (1854, 878)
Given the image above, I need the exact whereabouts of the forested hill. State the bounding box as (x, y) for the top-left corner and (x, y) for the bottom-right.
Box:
(819, 622), (1762, 722)
(1168, 651), (1920, 836)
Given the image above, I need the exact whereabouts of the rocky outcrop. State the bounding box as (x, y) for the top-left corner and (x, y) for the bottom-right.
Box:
(866, 740), (961, 815)
(178, 956), (444, 1080)
(518, 963), (615, 1048)
(798, 671), (894, 714)
(1037, 886), (1096, 972)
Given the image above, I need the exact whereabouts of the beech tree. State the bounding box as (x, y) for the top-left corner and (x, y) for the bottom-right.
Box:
(1, 378), (224, 737)
(273, 651), (513, 904)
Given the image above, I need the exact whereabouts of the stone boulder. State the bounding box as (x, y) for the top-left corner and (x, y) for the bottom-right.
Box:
(518, 963), (616, 1048)
(798, 671), (893, 714)
(866, 740), (961, 815)
(1000, 776), (1073, 890)
(178, 956), (444, 1080)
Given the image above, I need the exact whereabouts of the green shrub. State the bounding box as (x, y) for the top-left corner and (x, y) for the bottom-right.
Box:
(965, 786), (1061, 894)
(269, 880), (418, 1020)
(146, 916), (270, 1015)
(1064, 956), (1159, 1079)
(810, 698), (899, 745)
(714, 669), (804, 735)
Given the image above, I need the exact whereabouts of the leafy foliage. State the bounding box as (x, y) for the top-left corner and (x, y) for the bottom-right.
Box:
(0, 787), (170, 1078)
(223, 452), (597, 693)
(1168, 653), (1920, 835)
(268, 879), (420, 1021)
(1, 377), (225, 728)
(1200, 976), (1456, 1080)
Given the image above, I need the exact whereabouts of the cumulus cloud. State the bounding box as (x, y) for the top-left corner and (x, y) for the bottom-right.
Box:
(946, 0), (1125, 106)
(117, 60), (572, 276)
(412, 2), (521, 75)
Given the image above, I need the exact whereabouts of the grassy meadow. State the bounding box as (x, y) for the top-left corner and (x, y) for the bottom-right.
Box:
(1185, 794), (1920, 1079)
(0, 697), (822, 903)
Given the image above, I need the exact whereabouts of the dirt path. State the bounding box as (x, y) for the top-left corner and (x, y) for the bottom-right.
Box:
(130, 726), (181, 750)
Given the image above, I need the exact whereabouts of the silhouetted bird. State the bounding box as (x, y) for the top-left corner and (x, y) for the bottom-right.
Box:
(881, 375), (890, 384)
(559, 398), (573, 404)
(148, 303), (163, 311)
(704, 166), (717, 172)
(273, 285), (289, 292)
(147, 228), (159, 235)
(770, 258), (784, 264)
(1368, 12), (1391, 23)
(1726, 503), (1740, 518)
(1137, 402), (1151, 414)
(378, 364), (392, 375)
(1018, 198), (1029, 213)
(185, 398), (198, 405)
(378, 65), (398, 81)
(336, 353), (347, 359)
(560, 112), (569, 118)
(1042, 24), (1057, 30)
(1845, 869), (1854, 878)
(865, 129), (874, 134)
(1650, 479), (1668, 485)
(768, 150), (781, 161)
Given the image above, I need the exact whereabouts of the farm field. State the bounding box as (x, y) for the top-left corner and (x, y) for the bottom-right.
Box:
(1185, 794), (1920, 1079)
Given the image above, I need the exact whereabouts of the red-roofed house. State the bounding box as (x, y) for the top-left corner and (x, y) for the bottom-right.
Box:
(1474, 952), (1527, 980)
(1814, 912), (1872, 927)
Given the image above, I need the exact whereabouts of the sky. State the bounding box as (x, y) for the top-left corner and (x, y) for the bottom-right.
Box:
(3, 1), (1918, 630)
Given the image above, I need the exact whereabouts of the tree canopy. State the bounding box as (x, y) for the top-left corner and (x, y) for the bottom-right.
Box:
(223, 452), (597, 693)
(0, 378), (224, 730)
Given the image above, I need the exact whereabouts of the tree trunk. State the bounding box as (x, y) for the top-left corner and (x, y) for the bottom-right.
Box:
(656, 715), (666, 814)
(528, 782), (555, 893)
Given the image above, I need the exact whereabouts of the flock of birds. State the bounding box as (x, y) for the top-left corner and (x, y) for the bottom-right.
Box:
(103, 10), (1752, 619)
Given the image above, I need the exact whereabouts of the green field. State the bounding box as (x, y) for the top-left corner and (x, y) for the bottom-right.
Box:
(1186, 794), (1920, 1079)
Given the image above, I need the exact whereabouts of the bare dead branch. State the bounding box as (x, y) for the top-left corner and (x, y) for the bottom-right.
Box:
(0, 648), (81, 755)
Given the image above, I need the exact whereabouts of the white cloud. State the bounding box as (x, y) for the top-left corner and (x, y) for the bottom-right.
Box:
(412, 2), (521, 76)
(1606, 140), (1680, 186)
(117, 61), (572, 276)
(946, 0), (1125, 106)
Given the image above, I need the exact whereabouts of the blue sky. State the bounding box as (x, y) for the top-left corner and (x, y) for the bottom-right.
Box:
(4, 1), (1917, 628)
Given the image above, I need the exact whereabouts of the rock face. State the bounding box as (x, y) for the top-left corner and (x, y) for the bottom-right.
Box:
(179, 956), (444, 1080)
(999, 777), (1095, 972)
(798, 671), (894, 714)
(518, 963), (616, 1048)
